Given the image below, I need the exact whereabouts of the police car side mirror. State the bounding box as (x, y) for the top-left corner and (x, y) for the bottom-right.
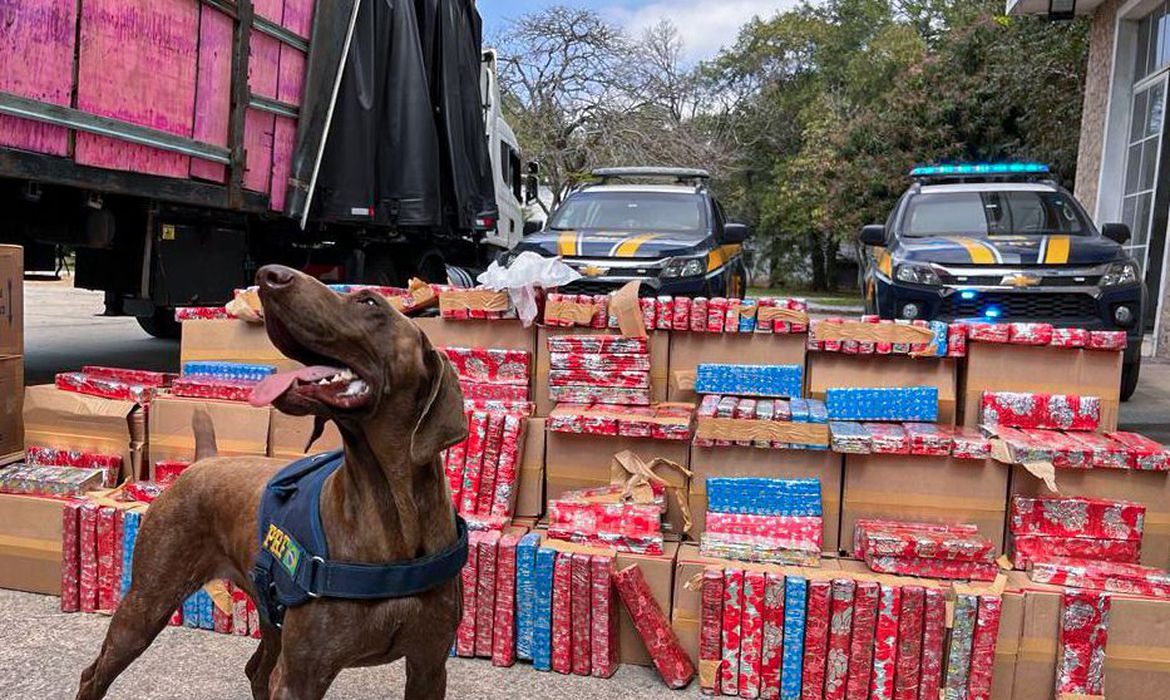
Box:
(1102, 223), (1131, 245)
(723, 223), (751, 244)
(860, 224), (887, 247)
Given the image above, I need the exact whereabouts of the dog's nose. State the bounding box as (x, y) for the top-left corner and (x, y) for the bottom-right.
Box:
(258, 265), (295, 290)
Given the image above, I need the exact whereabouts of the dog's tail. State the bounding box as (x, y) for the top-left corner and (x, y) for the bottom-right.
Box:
(193, 409), (218, 462)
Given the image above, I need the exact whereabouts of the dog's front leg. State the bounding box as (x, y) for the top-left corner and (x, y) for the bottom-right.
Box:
(403, 653), (449, 700)
(245, 624), (282, 699)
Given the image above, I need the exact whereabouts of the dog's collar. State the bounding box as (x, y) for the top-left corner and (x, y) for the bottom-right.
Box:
(253, 450), (468, 626)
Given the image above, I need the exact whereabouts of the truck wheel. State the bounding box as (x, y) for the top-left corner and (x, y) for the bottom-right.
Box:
(136, 309), (181, 340)
(1121, 357), (1141, 402)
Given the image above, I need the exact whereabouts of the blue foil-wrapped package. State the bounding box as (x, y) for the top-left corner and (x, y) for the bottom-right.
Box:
(929, 320), (949, 356)
(790, 399), (810, 423)
(695, 363), (804, 398)
(121, 511), (140, 598)
(780, 576), (807, 700)
(830, 421), (873, 454)
(531, 547), (556, 671)
(825, 386), (938, 422)
(197, 589), (215, 630)
(182, 594), (200, 628)
(807, 399), (828, 424)
(181, 361), (275, 382)
(515, 532), (541, 661)
(706, 477), (822, 516)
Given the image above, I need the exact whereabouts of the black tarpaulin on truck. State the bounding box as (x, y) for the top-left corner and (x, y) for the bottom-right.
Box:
(288, 0), (495, 231)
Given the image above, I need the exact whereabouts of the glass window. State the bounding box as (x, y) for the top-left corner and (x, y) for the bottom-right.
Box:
(1135, 3), (1170, 81)
(1121, 73), (1168, 275)
(549, 192), (707, 233)
(902, 191), (1089, 237)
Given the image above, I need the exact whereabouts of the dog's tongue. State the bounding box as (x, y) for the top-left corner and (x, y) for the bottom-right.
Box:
(249, 366), (344, 407)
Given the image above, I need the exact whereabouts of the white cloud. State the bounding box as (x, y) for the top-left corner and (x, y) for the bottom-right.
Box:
(608, 0), (805, 62)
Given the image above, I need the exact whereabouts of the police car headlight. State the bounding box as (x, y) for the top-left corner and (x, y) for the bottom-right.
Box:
(661, 256), (706, 279)
(894, 262), (942, 286)
(1101, 261), (1140, 287)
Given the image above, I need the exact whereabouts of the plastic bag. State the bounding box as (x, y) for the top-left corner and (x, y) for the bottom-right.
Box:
(477, 252), (581, 326)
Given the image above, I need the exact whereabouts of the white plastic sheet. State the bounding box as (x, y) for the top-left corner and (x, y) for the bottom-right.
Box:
(477, 252), (581, 326)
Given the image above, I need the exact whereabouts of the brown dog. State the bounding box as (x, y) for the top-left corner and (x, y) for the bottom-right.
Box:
(76, 265), (468, 700)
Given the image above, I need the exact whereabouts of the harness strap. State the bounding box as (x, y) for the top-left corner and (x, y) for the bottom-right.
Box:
(291, 516), (470, 600)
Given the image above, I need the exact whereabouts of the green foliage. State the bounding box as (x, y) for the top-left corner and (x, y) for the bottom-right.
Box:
(707, 0), (1089, 289)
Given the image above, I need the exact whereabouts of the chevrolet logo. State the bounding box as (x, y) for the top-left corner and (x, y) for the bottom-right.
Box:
(1002, 273), (1042, 288)
(580, 265), (608, 278)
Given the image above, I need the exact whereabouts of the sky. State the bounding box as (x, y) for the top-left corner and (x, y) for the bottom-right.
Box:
(477, 0), (805, 63)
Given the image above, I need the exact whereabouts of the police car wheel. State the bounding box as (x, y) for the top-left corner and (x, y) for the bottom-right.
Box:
(1121, 358), (1141, 402)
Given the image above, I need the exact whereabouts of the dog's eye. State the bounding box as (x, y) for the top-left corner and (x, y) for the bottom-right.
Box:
(359, 297), (378, 307)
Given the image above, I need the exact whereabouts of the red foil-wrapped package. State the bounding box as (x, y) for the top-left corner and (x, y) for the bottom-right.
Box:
(475, 414), (506, 516)
(966, 596), (1002, 700)
(475, 531), (500, 658)
(549, 352), (651, 372)
(761, 572), (785, 700)
(490, 414), (526, 518)
(893, 586), (924, 700)
(854, 520), (980, 557)
(824, 579), (855, 700)
(904, 423), (954, 457)
(946, 324), (968, 357)
(1050, 328), (1090, 348)
(248, 597), (260, 638)
(112, 509), (124, 607)
(592, 294), (609, 329)
(1063, 431), (1129, 470)
(725, 301), (741, 334)
(79, 502), (98, 613)
(669, 296), (690, 331)
(980, 391), (1100, 431)
(551, 551), (573, 674)
(739, 570), (766, 697)
(706, 513), (823, 548)
(231, 583), (250, 636)
(699, 568), (725, 695)
(1088, 330), (1127, 351)
(83, 366), (173, 386)
(55, 372), (157, 404)
(213, 586), (233, 633)
(846, 581), (879, 700)
(175, 306), (232, 321)
(951, 427), (992, 460)
(855, 520), (993, 562)
(60, 501), (81, 612)
(546, 500), (662, 554)
(691, 297), (709, 332)
(613, 564), (695, 689)
(445, 433), (467, 509)
(802, 579), (832, 700)
(966, 323), (1010, 343)
(460, 380), (529, 402)
(590, 555), (619, 679)
(640, 298), (657, 330)
(869, 584), (901, 700)
(549, 385), (652, 406)
(1017, 429), (1094, 469)
(171, 376), (257, 402)
(456, 531), (480, 657)
(1011, 495), (1144, 541)
(459, 412), (489, 516)
(864, 423), (909, 455)
(26, 446), (123, 489)
(919, 588), (946, 700)
(656, 296), (675, 331)
(866, 554), (998, 581)
(1056, 589), (1110, 697)
(571, 553), (593, 676)
(1107, 431), (1170, 471)
(96, 506), (116, 612)
(707, 297), (727, 333)
(154, 461), (190, 486)
(1030, 557), (1170, 597)
(549, 368), (650, 388)
(1013, 534), (1141, 570)
(442, 347), (531, 386)
(1008, 322), (1054, 345)
(721, 568), (744, 694)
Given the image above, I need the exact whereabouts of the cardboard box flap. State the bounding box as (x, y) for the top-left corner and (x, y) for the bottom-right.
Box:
(814, 320), (936, 345)
(149, 397), (270, 467)
(438, 288), (509, 313)
(544, 297), (597, 325)
(268, 410), (343, 459)
(610, 281), (647, 339)
(181, 319), (299, 370)
(23, 385), (137, 469)
(694, 417), (829, 445)
(0, 245), (23, 357)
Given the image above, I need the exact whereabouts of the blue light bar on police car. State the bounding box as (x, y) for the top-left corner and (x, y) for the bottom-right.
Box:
(909, 163), (1050, 177)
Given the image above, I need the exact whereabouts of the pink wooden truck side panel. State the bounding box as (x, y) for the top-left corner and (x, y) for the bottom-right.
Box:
(243, 29), (280, 193)
(268, 0), (314, 211)
(75, 0), (200, 178)
(190, 5), (234, 183)
(0, 0), (79, 156)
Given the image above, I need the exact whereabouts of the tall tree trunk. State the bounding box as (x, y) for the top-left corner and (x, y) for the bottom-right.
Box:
(808, 230), (826, 291)
(825, 237), (840, 293)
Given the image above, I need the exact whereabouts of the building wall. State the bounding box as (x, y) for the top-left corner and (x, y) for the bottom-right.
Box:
(1074, 0), (1122, 216)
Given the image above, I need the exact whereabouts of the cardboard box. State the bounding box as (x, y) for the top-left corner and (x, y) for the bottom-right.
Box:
(544, 430), (691, 536)
(1013, 575), (1170, 700)
(542, 534), (679, 667)
(841, 455), (1009, 556)
(180, 319), (298, 371)
(809, 354), (959, 424)
(689, 446), (843, 552)
(536, 327), (669, 416)
(671, 544), (844, 665)
(0, 356), (23, 458)
(413, 317), (536, 354)
(267, 410), (344, 461)
(961, 344), (1122, 430)
(667, 333), (807, 404)
(148, 396), (270, 473)
(515, 418), (546, 518)
(1009, 464), (1170, 568)
(23, 384), (143, 482)
(0, 246), (22, 357)
(0, 492), (66, 595)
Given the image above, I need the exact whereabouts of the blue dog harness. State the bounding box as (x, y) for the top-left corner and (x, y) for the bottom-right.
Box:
(252, 450), (469, 628)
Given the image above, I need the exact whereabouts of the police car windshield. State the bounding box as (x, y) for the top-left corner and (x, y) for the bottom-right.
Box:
(903, 190), (1089, 237)
(549, 192), (706, 233)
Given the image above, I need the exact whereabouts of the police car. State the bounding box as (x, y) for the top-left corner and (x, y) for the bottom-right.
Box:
(508, 167), (750, 297)
(859, 163), (1145, 399)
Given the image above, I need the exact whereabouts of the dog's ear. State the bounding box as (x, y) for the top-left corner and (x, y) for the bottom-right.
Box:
(409, 344), (468, 464)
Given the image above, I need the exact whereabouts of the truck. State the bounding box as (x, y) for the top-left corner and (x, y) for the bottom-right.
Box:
(859, 163), (1144, 399)
(0, 0), (528, 337)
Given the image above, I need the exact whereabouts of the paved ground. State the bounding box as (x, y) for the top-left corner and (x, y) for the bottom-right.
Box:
(0, 589), (675, 699)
